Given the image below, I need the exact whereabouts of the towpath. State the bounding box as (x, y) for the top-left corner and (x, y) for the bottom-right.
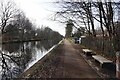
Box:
(20, 39), (100, 78)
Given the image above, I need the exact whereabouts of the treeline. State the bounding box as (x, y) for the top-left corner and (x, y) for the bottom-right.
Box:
(0, 0), (63, 43)
(54, 0), (120, 52)
(55, 0), (119, 37)
(3, 22), (63, 43)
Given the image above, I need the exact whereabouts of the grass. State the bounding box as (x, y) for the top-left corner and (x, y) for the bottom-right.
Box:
(66, 37), (74, 43)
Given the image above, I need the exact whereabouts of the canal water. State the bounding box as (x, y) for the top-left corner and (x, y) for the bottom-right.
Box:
(0, 40), (59, 79)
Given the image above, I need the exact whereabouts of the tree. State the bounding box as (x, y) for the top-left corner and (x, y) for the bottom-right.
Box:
(65, 19), (74, 38)
(54, 0), (120, 37)
(0, 0), (21, 78)
(0, 0), (34, 78)
(0, 0), (20, 34)
(73, 27), (85, 38)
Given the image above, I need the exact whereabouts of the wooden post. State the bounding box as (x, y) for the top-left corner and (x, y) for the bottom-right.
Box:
(116, 51), (120, 79)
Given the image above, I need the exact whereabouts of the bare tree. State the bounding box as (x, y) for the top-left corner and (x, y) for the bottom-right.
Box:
(53, 0), (97, 36)
(0, 0), (20, 34)
(54, 0), (120, 37)
(0, 0), (21, 78)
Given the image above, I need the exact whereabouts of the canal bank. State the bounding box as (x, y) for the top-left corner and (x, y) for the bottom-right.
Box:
(0, 39), (63, 80)
(19, 40), (63, 78)
(19, 39), (100, 78)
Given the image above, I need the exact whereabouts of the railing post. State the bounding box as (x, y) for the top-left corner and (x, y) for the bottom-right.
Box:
(116, 51), (120, 79)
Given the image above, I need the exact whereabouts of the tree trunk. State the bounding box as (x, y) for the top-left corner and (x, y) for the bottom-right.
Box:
(89, 3), (96, 37)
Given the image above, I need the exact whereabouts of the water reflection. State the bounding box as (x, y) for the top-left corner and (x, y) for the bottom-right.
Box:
(0, 40), (58, 79)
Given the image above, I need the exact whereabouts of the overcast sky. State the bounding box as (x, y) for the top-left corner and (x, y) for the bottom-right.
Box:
(13, 0), (65, 36)
(10, 0), (120, 36)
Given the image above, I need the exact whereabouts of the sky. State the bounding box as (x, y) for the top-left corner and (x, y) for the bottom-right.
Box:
(5, 0), (120, 36)
(13, 0), (65, 36)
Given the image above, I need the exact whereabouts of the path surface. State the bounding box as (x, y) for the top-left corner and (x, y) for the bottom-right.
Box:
(20, 39), (100, 78)
(61, 39), (99, 78)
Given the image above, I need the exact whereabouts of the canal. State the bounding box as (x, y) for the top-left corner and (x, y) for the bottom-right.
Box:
(0, 40), (60, 79)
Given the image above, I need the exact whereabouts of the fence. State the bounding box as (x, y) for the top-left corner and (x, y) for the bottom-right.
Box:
(81, 36), (116, 61)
